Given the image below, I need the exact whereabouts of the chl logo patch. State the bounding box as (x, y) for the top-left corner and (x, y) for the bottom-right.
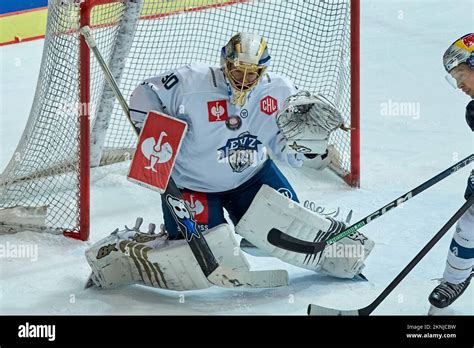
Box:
(260, 96), (278, 115)
(207, 100), (228, 122)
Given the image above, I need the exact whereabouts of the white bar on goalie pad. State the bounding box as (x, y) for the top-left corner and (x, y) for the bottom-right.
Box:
(235, 185), (374, 278)
(85, 223), (288, 291)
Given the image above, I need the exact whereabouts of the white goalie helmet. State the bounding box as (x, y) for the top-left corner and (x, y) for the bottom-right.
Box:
(221, 32), (271, 105)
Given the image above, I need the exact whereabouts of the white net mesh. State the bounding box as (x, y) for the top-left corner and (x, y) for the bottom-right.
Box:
(0, 0), (356, 236)
(0, 0), (82, 232)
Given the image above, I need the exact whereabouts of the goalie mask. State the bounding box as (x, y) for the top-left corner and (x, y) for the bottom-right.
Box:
(221, 32), (270, 106)
(443, 33), (474, 88)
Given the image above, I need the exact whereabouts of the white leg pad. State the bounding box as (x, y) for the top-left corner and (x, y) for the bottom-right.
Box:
(235, 185), (374, 278)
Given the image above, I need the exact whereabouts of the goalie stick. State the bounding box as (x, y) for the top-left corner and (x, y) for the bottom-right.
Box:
(268, 154), (474, 255)
(308, 195), (474, 315)
(80, 26), (244, 286)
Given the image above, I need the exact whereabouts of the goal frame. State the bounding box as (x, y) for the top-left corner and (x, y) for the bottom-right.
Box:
(2, 0), (360, 242)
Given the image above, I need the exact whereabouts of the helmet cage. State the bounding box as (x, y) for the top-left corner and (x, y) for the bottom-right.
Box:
(225, 60), (267, 92)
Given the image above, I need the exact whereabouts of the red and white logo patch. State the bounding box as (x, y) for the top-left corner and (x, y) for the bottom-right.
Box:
(182, 192), (209, 224)
(207, 100), (228, 122)
(260, 96), (278, 115)
(462, 34), (474, 48)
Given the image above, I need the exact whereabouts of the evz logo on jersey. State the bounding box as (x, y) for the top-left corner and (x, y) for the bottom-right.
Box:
(207, 100), (228, 122)
(260, 96), (278, 115)
(217, 132), (262, 172)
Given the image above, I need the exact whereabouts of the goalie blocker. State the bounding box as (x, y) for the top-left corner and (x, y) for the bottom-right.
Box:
(236, 185), (374, 279)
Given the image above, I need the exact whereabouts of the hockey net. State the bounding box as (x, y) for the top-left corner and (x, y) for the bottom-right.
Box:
(0, 0), (359, 240)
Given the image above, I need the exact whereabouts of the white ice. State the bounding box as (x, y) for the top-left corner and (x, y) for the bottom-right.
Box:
(0, 0), (473, 315)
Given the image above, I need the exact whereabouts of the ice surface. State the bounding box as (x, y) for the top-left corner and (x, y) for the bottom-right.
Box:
(0, 0), (473, 315)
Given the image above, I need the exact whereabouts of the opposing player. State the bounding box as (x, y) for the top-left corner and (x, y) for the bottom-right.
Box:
(428, 33), (474, 310)
(83, 33), (374, 291)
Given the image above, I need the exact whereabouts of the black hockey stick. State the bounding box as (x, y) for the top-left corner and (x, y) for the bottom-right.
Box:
(308, 195), (474, 315)
(268, 154), (474, 254)
(80, 27), (223, 279)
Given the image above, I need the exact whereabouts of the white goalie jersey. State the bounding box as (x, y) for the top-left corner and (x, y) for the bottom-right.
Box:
(129, 63), (302, 192)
